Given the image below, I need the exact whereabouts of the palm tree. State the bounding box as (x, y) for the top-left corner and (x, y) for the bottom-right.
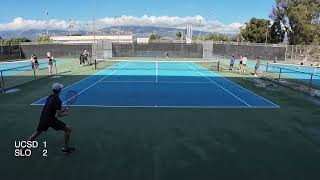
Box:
(149, 33), (161, 41)
(176, 32), (182, 40)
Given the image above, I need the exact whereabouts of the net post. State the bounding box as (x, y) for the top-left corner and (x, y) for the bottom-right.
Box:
(309, 74), (313, 91)
(33, 68), (36, 80)
(278, 68), (282, 83)
(217, 61), (220, 72)
(94, 59), (97, 70)
(1, 70), (5, 93)
(54, 60), (58, 75)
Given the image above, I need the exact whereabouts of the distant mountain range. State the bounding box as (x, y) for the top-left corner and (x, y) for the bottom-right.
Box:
(0, 26), (234, 41)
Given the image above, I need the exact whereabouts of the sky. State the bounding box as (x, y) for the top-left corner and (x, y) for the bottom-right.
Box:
(0, 0), (275, 34)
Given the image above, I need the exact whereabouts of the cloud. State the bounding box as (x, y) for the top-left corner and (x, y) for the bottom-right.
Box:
(0, 17), (67, 31)
(0, 16), (242, 34)
(96, 15), (242, 34)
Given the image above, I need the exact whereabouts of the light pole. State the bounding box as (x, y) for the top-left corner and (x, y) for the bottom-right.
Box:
(116, 16), (120, 42)
(93, 0), (96, 39)
(238, 25), (245, 45)
(45, 11), (49, 36)
(128, 16), (131, 35)
(198, 19), (202, 41)
(265, 21), (269, 45)
(212, 11), (215, 38)
(68, 19), (73, 36)
(92, 0), (96, 60)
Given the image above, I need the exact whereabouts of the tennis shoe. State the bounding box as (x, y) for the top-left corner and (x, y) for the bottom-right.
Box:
(61, 147), (75, 153)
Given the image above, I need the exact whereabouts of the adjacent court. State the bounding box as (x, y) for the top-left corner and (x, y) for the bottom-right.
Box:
(0, 59), (66, 76)
(33, 61), (278, 108)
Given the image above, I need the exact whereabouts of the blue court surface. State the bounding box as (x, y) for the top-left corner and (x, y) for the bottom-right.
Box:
(33, 61), (279, 108)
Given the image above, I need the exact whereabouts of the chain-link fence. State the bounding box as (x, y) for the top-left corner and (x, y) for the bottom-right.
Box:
(20, 43), (92, 59)
(110, 42), (203, 58)
(285, 45), (320, 65)
(0, 45), (21, 61)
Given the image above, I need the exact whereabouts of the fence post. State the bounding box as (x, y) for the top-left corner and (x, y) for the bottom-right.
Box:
(309, 74), (313, 91)
(19, 44), (22, 59)
(1, 70), (5, 93)
(291, 46), (294, 62)
(285, 45), (287, 62)
(278, 68), (282, 83)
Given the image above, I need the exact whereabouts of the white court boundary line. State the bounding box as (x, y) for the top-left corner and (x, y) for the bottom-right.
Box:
(31, 104), (279, 109)
(31, 61), (125, 105)
(98, 80), (213, 84)
(192, 63), (280, 108)
(186, 64), (251, 107)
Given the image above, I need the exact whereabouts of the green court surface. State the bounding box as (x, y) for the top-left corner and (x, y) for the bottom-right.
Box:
(1, 58), (320, 180)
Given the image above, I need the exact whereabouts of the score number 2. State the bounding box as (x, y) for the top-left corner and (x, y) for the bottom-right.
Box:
(43, 141), (48, 157)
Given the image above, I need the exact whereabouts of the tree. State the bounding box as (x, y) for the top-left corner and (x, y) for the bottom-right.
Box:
(37, 36), (52, 43)
(176, 32), (182, 40)
(240, 18), (271, 43)
(230, 34), (245, 43)
(3, 37), (31, 45)
(272, 0), (320, 45)
(149, 33), (161, 41)
(70, 33), (82, 36)
(269, 19), (285, 44)
(0, 37), (4, 45)
(204, 33), (229, 41)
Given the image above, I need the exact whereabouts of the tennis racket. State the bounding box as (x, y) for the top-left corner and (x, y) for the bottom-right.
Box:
(65, 90), (78, 111)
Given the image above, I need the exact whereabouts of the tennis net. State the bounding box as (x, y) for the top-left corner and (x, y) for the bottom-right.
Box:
(0, 60), (59, 93)
(94, 59), (221, 72)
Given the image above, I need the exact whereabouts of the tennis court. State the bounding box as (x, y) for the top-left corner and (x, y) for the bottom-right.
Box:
(0, 59), (66, 76)
(32, 60), (278, 108)
(246, 62), (320, 84)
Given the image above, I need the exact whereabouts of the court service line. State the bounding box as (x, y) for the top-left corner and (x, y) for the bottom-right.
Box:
(192, 63), (280, 108)
(186, 64), (251, 107)
(61, 62), (129, 105)
(98, 80), (213, 84)
(31, 62), (124, 105)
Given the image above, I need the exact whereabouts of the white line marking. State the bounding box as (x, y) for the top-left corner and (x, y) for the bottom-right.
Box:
(186, 64), (251, 107)
(31, 104), (280, 109)
(31, 62), (124, 105)
(99, 80), (155, 83)
(98, 80), (213, 84)
(192, 63), (280, 108)
(61, 62), (129, 105)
